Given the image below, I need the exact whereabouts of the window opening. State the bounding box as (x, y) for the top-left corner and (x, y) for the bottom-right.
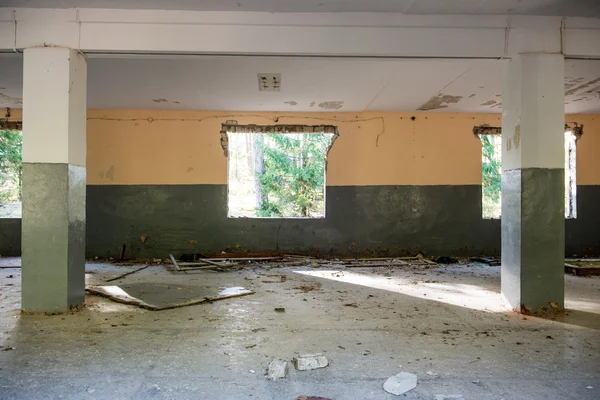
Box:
(478, 126), (578, 219)
(0, 125), (22, 218)
(226, 125), (335, 218)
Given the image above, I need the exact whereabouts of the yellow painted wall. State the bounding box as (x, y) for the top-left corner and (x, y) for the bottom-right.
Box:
(85, 110), (504, 186)
(566, 115), (600, 185)
(8, 109), (600, 186)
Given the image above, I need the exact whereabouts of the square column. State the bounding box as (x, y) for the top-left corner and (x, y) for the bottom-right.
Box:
(501, 53), (565, 313)
(21, 48), (87, 313)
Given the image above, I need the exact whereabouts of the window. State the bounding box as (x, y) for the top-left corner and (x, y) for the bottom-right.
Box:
(0, 128), (22, 218)
(478, 127), (578, 219)
(565, 130), (577, 219)
(481, 134), (502, 219)
(225, 124), (335, 218)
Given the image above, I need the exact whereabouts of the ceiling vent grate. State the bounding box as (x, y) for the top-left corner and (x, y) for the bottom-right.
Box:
(258, 73), (281, 92)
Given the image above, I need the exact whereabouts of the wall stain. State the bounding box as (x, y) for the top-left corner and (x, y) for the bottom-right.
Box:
(309, 101), (316, 107)
(187, 167), (194, 173)
(513, 125), (521, 150)
(105, 165), (115, 181)
(481, 100), (497, 106)
(284, 101), (298, 106)
(418, 94), (463, 111)
(152, 98), (169, 103)
(468, 93), (477, 98)
(318, 101), (344, 110)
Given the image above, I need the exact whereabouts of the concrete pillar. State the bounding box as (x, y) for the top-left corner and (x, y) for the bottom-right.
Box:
(501, 53), (565, 313)
(21, 48), (87, 313)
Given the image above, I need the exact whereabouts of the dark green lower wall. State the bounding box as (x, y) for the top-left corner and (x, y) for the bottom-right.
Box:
(0, 218), (21, 256)
(566, 185), (600, 256)
(86, 184), (501, 259)
(2, 184), (598, 259)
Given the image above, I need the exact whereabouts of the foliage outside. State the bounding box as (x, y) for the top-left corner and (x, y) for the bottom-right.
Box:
(228, 132), (331, 218)
(481, 134), (502, 219)
(0, 130), (22, 218)
(481, 132), (576, 219)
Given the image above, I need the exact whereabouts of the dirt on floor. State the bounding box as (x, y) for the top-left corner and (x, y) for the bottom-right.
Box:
(0, 257), (599, 400)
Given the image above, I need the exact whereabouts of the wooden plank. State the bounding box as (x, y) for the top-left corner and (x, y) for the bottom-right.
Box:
(169, 254), (181, 271)
(565, 262), (600, 276)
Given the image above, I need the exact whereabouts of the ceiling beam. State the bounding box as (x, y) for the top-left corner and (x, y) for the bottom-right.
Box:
(0, 9), (599, 59)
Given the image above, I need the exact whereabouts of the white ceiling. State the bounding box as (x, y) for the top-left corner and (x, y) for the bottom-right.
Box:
(2, 0), (600, 17)
(1, 54), (599, 113)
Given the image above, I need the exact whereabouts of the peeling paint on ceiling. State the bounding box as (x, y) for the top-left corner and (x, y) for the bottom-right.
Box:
(284, 101), (298, 106)
(0, 93), (22, 105)
(418, 94), (462, 111)
(481, 100), (497, 106)
(318, 101), (344, 110)
(565, 77), (600, 96)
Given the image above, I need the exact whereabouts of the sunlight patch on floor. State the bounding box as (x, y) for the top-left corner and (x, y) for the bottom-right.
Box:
(294, 269), (509, 312)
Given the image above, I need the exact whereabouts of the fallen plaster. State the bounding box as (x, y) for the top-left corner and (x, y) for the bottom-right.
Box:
(318, 101), (344, 110)
(417, 94), (463, 111)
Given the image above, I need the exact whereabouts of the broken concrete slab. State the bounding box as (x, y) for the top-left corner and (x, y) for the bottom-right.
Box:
(266, 359), (288, 381)
(86, 284), (254, 311)
(383, 372), (417, 395)
(293, 353), (329, 371)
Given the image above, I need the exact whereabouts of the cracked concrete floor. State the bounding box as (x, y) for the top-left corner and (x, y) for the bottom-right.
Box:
(0, 258), (599, 400)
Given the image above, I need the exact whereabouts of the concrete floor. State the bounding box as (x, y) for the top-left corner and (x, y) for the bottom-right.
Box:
(0, 257), (599, 400)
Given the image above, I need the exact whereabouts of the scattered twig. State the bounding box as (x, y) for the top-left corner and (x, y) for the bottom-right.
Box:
(105, 264), (150, 282)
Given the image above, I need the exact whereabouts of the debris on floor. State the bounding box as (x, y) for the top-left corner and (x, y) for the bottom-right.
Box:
(169, 254), (242, 271)
(266, 359), (288, 381)
(86, 283), (254, 311)
(293, 283), (322, 292)
(383, 372), (418, 395)
(293, 353), (329, 371)
(564, 259), (600, 276)
(274, 307), (286, 312)
(105, 264), (150, 282)
(296, 396), (334, 400)
(469, 257), (500, 266)
(435, 256), (458, 264)
(168, 253), (439, 271)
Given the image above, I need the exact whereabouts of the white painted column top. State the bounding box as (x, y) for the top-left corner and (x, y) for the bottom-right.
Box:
(22, 47), (87, 166)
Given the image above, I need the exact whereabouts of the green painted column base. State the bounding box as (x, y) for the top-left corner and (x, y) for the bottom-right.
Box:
(501, 168), (565, 313)
(21, 163), (86, 313)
